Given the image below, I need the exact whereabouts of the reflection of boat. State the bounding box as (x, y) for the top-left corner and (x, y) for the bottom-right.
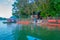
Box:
(3, 21), (16, 24)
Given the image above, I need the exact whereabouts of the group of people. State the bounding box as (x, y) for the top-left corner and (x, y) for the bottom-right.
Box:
(31, 11), (42, 23)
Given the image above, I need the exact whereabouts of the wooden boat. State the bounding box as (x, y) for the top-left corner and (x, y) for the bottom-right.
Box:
(47, 23), (57, 27)
(57, 20), (60, 23)
(48, 19), (56, 23)
(3, 18), (16, 24)
(17, 21), (30, 25)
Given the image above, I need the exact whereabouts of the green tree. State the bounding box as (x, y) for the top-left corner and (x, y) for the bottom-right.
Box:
(12, 0), (60, 18)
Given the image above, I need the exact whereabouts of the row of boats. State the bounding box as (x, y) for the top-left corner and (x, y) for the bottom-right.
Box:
(3, 18), (60, 27)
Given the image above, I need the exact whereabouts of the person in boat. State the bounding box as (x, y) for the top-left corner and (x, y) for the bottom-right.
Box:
(7, 18), (12, 22)
(31, 11), (37, 23)
(37, 11), (42, 23)
(37, 11), (42, 20)
(47, 15), (52, 19)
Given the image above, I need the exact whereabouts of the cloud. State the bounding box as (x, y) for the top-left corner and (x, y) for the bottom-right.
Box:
(0, 0), (15, 18)
(0, 4), (12, 18)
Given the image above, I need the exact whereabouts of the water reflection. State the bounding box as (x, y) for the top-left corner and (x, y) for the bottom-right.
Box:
(0, 20), (60, 40)
(0, 20), (17, 40)
(14, 22), (60, 40)
(0, 20), (42, 40)
(14, 23), (42, 40)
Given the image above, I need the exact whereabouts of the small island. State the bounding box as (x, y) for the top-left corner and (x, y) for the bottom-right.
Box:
(0, 17), (7, 20)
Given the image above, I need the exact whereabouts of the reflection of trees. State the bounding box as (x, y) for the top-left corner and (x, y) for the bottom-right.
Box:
(14, 24), (60, 40)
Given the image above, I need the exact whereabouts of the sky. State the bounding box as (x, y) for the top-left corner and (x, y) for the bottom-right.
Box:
(0, 0), (15, 18)
(29, 0), (34, 3)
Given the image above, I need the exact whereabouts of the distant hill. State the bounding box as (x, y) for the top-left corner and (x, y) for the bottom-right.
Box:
(0, 17), (7, 20)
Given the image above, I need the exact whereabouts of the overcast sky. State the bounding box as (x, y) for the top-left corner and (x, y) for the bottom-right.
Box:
(0, 0), (15, 18)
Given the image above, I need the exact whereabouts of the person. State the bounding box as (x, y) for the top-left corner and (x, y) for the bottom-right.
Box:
(7, 18), (12, 22)
(37, 11), (42, 20)
(37, 11), (42, 23)
(34, 15), (37, 23)
(31, 11), (37, 23)
(47, 15), (52, 19)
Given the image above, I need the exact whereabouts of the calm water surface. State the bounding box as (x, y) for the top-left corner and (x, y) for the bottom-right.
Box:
(0, 20), (41, 40)
(0, 20), (59, 40)
(0, 20), (18, 40)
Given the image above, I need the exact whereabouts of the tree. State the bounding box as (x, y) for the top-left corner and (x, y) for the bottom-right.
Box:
(12, 0), (60, 18)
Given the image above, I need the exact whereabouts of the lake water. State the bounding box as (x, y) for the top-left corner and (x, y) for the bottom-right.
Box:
(0, 20), (41, 40)
(0, 20), (17, 40)
(0, 20), (60, 40)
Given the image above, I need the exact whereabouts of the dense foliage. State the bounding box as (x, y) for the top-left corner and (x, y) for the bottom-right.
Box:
(12, 0), (60, 18)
